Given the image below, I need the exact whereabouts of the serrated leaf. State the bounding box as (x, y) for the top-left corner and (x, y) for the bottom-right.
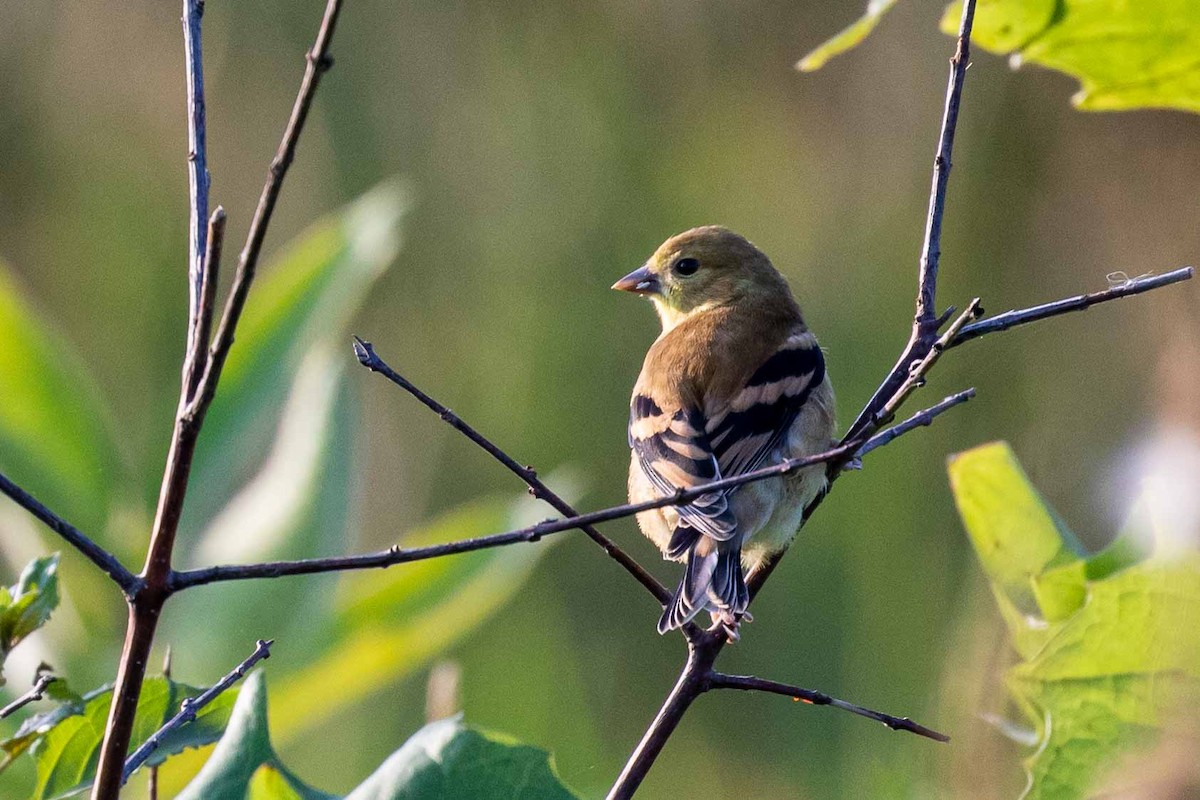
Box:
(0, 265), (122, 537)
(269, 474), (581, 745)
(797, 0), (898, 72)
(949, 441), (1200, 800)
(174, 673), (333, 800)
(344, 715), (579, 800)
(0, 676), (238, 797)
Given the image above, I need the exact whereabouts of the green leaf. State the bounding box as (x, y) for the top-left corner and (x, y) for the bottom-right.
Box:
(941, 0), (1200, 113)
(0, 264), (122, 536)
(796, 0), (898, 72)
(947, 442), (1086, 654)
(177, 676), (578, 800)
(183, 180), (411, 535)
(0, 555), (60, 684)
(344, 715), (580, 800)
(174, 673), (333, 800)
(803, 0), (1200, 114)
(270, 472), (582, 745)
(949, 441), (1200, 799)
(0, 676), (239, 797)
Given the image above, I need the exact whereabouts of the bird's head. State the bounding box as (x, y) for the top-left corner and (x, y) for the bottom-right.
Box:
(612, 226), (789, 330)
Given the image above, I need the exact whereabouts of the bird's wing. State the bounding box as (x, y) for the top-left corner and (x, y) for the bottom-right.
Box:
(628, 395), (737, 543)
(706, 331), (826, 479)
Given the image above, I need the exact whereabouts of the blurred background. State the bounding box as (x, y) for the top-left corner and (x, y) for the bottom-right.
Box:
(0, 0), (1197, 797)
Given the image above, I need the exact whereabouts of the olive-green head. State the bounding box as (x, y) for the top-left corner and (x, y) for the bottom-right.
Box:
(612, 226), (790, 329)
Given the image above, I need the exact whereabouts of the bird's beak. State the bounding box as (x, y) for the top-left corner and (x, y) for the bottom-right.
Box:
(611, 265), (661, 295)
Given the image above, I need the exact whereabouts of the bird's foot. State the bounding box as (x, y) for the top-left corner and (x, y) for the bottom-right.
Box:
(708, 609), (753, 643)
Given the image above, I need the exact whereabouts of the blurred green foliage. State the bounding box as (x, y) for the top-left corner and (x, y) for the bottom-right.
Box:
(949, 442), (1200, 798)
(0, 0), (1197, 798)
(0, 557), (59, 689)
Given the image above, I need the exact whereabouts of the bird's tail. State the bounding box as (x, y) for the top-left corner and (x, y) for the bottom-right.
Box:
(657, 538), (746, 634)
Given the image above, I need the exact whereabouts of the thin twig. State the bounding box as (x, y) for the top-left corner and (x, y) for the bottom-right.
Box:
(184, 208), (226, 400)
(857, 388), (975, 458)
(187, 0), (344, 419)
(169, 392), (963, 590)
(953, 267), (1194, 346)
(0, 672), (57, 719)
(352, 337), (669, 604)
(0, 472), (139, 596)
(843, 0), (978, 443)
(121, 639), (272, 783)
(182, 0), (210, 359)
(90, 3), (343, 797)
(709, 673), (949, 742)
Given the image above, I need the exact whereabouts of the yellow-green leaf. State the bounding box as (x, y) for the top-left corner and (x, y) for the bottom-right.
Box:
(796, 0), (898, 72)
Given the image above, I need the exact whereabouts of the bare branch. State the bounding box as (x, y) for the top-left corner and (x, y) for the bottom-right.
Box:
(709, 673), (949, 742)
(858, 388), (975, 458)
(182, 0), (211, 358)
(122, 639), (272, 783)
(91, 3), (344, 797)
(188, 0), (344, 418)
(953, 267), (1194, 347)
(183, 208), (227, 400)
(170, 389), (964, 590)
(843, 0), (978, 443)
(0, 471), (139, 595)
(352, 337), (669, 604)
(0, 672), (57, 720)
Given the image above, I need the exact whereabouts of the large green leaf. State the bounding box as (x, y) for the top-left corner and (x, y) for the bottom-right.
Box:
(0, 675), (239, 797)
(0, 265), (122, 537)
(183, 180), (411, 536)
(344, 715), (579, 800)
(800, 0), (1200, 114)
(175, 673), (332, 800)
(269, 473), (581, 745)
(0, 555), (60, 685)
(176, 675), (577, 800)
(948, 442), (1200, 799)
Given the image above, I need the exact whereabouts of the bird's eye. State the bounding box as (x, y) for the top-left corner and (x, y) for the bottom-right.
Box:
(672, 257), (700, 277)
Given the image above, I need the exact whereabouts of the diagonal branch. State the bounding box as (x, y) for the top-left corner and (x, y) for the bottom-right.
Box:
(352, 336), (670, 604)
(0, 472), (139, 596)
(121, 639), (272, 783)
(708, 672), (949, 742)
(0, 672), (57, 720)
(953, 267), (1194, 347)
(169, 391), (968, 590)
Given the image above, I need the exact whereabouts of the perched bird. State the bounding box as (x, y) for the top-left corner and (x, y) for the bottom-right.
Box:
(613, 226), (835, 635)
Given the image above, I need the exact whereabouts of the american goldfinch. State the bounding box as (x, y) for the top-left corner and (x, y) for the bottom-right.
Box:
(613, 226), (835, 635)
